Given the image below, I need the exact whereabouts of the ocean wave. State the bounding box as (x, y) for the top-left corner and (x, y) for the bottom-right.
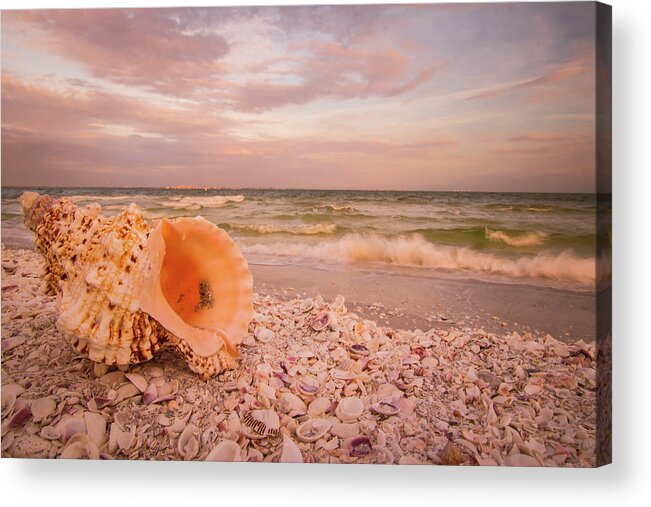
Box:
(312, 204), (358, 214)
(485, 228), (548, 247)
(159, 195), (245, 210)
(229, 223), (337, 235)
(68, 194), (150, 203)
(243, 233), (596, 284)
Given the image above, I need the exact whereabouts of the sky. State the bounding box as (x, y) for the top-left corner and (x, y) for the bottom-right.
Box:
(1, 2), (599, 191)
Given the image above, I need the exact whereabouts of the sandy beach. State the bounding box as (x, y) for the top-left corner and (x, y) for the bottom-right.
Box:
(1, 246), (597, 465)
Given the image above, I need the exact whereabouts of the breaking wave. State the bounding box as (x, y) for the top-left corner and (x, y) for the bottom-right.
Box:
(229, 223), (337, 235)
(244, 233), (596, 284)
(160, 195), (245, 210)
(312, 204), (358, 214)
(485, 228), (549, 247)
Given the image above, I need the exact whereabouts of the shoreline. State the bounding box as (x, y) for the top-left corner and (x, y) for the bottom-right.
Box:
(250, 260), (595, 344)
(1, 248), (597, 465)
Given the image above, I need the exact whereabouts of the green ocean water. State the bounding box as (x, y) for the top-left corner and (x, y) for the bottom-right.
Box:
(1, 188), (604, 290)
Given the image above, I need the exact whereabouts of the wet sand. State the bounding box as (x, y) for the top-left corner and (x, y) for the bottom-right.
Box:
(251, 261), (596, 344)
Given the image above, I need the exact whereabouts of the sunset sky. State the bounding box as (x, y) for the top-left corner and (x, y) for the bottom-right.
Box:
(1, 2), (598, 191)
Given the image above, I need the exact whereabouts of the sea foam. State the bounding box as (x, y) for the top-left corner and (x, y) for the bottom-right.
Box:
(244, 233), (596, 284)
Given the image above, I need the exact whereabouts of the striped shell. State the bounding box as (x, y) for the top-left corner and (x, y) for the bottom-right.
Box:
(19, 192), (254, 379)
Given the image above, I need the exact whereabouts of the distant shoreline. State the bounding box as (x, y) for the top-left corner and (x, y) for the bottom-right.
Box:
(1, 186), (597, 195)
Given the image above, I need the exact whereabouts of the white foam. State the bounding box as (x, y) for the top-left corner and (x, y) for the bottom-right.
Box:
(244, 233), (596, 284)
(485, 228), (549, 247)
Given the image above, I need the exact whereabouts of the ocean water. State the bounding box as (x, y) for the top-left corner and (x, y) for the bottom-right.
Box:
(1, 188), (603, 291)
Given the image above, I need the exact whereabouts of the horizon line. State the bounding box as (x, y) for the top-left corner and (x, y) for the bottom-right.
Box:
(1, 185), (596, 194)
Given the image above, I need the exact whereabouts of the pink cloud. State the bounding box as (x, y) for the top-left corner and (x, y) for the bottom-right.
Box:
(231, 43), (442, 112)
(4, 9), (230, 94)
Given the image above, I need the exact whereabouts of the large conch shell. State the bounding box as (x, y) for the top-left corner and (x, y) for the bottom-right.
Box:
(19, 192), (254, 379)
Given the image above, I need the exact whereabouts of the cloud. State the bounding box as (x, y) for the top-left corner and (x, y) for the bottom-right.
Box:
(230, 43), (441, 112)
(3, 9), (230, 94)
(465, 57), (591, 102)
(3, 7), (439, 111)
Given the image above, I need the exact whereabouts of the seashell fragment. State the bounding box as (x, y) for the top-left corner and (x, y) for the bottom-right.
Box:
(370, 401), (400, 417)
(125, 373), (149, 393)
(254, 327), (274, 343)
(83, 412), (107, 447)
(178, 424), (200, 460)
(20, 192), (254, 379)
(30, 397), (57, 420)
(280, 434), (304, 463)
(503, 453), (541, 467)
(205, 439), (242, 462)
(60, 434), (100, 460)
(310, 311), (333, 332)
(295, 418), (332, 443)
(335, 397), (364, 423)
(307, 397), (331, 418)
(347, 435), (372, 457)
(242, 409), (280, 438)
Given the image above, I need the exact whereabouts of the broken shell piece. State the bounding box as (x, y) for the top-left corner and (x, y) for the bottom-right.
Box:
(307, 397), (331, 418)
(347, 435), (372, 457)
(178, 424), (200, 460)
(399, 455), (422, 465)
(277, 392), (307, 414)
(60, 434), (100, 460)
(310, 311), (332, 332)
(30, 397), (57, 420)
(524, 384), (542, 396)
(280, 434), (303, 463)
(205, 439), (242, 462)
(332, 295), (347, 315)
(242, 409), (280, 438)
(503, 453), (541, 467)
(125, 373), (148, 393)
(348, 344), (369, 357)
(335, 397), (364, 423)
(1, 383), (25, 412)
(330, 422), (359, 439)
(254, 327), (274, 343)
(295, 418), (332, 443)
(108, 423), (136, 454)
(83, 412), (107, 447)
(370, 401), (400, 417)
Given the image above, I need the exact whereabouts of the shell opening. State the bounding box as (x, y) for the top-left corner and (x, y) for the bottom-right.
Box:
(139, 217), (254, 359)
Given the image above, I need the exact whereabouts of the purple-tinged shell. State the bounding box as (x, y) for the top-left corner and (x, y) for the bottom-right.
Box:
(7, 405), (32, 430)
(349, 344), (369, 357)
(348, 435), (372, 457)
(310, 311), (331, 332)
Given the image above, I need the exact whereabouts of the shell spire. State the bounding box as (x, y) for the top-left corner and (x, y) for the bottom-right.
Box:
(20, 192), (254, 379)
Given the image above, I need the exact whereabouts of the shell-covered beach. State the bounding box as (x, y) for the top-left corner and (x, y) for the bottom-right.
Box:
(1, 247), (597, 466)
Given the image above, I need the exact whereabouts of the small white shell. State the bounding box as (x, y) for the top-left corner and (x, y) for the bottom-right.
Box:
(307, 397), (331, 418)
(335, 397), (364, 423)
(178, 424), (200, 460)
(370, 401), (400, 417)
(125, 373), (149, 393)
(60, 434), (100, 460)
(30, 397), (57, 420)
(295, 418), (332, 443)
(311, 311), (334, 331)
(205, 439), (242, 462)
(280, 434), (303, 463)
(503, 453), (541, 467)
(83, 412), (107, 447)
(254, 327), (274, 343)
